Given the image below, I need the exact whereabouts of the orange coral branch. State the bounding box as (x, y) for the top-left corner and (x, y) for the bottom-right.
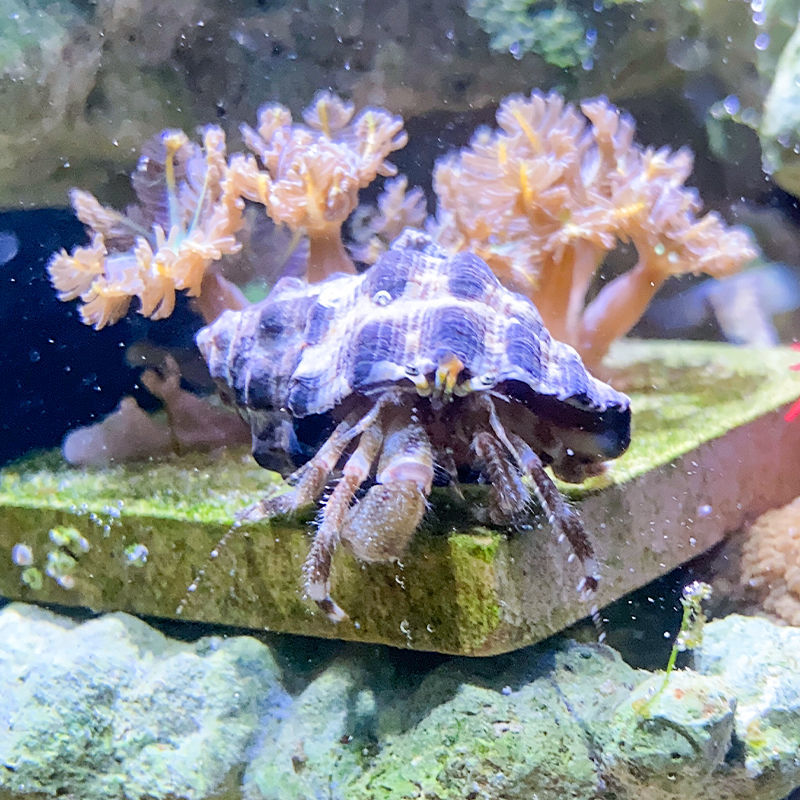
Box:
(433, 90), (757, 366)
(238, 91), (408, 280)
(48, 126), (244, 328)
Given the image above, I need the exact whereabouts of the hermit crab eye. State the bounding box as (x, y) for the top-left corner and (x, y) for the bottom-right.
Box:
(372, 290), (392, 306)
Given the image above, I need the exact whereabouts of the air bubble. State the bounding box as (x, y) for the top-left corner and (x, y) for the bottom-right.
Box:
(722, 94), (740, 115)
(372, 290), (392, 306)
(11, 543), (33, 566)
(0, 231), (19, 265)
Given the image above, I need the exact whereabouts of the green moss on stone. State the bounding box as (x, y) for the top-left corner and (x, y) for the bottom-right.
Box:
(568, 340), (800, 495)
(448, 532), (503, 652)
(1, 341), (799, 653)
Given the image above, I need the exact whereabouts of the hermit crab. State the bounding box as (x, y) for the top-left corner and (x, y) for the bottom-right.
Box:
(196, 230), (631, 621)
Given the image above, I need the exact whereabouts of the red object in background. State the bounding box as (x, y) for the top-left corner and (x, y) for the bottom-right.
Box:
(786, 343), (800, 423)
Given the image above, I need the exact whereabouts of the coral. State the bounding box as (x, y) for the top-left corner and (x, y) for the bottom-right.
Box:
(433, 90), (757, 367)
(51, 92), (408, 328)
(234, 91), (408, 281)
(139, 356), (249, 453)
(51, 88), (756, 370)
(62, 396), (173, 467)
(48, 127), (245, 328)
(349, 176), (427, 265)
(741, 494), (800, 626)
(62, 356), (248, 467)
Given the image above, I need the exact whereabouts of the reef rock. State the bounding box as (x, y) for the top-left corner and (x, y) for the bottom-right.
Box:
(2, 605), (800, 799)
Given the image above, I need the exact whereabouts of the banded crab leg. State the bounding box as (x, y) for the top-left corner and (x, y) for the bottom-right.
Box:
(508, 431), (600, 594)
(472, 430), (529, 524)
(177, 394), (398, 616)
(474, 392), (600, 595)
(238, 390), (401, 524)
(174, 417), (356, 615)
(304, 421), (384, 621)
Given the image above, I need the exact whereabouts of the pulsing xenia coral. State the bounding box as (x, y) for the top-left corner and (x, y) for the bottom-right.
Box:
(48, 91), (410, 327)
(433, 91), (757, 367)
(232, 91), (408, 281)
(48, 127), (245, 328)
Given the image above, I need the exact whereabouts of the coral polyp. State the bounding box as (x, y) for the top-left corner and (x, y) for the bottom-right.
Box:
(48, 127), (245, 328)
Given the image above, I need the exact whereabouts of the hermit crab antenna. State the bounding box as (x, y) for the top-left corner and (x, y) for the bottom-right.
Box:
(175, 516), (253, 617)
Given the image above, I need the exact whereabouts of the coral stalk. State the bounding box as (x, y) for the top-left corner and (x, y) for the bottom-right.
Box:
(307, 225), (356, 281)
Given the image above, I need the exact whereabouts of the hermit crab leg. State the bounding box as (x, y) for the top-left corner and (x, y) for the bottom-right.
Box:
(304, 421), (384, 622)
(472, 430), (528, 524)
(238, 391), (398, 524)
(238, 417), (359, 525)
(177, 396), (399, 617)
(508, 432), (600, 594)
(175, 416), (356, 616)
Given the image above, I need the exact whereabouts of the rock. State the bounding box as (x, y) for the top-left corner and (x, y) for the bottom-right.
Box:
(695, 614), (800, 794)
(2, 342), (800, 654)
(0, 603), (288, 800)
(243, 655), (384, 800)
(602, 671), (736, 798)
(760, 21), (800, 197)
(3, 605), (800, 798)
(0, 0), (789, 209)
(307, 641), (639, 800)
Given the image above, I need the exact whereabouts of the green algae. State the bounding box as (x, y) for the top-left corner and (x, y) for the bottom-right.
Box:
(1, 340), (799, 653)
(570, 340), (800, 494)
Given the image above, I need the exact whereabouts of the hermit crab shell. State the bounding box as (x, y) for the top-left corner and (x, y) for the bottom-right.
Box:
(198, 229), (630, 458)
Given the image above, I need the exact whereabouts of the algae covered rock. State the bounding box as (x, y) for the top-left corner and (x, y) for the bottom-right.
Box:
(243, 655), (384, 800)
(0, 602), (287, 800)
(3, 604), (800, 798)
(760, 20), (800, 197)
(334, 641), (636, 800)
(602, 671), (736, 798)
(695, 614), (800, 793)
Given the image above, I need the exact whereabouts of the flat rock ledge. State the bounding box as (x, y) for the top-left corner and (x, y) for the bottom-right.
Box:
(2, 341), (800, 654)
(0, 604), (799, 800)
